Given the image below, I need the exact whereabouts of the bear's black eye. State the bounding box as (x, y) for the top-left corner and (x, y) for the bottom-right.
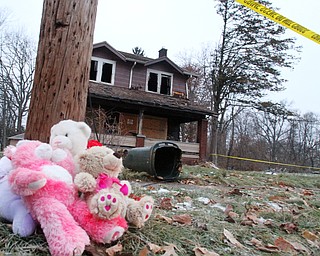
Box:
(65, 133), (68, 137)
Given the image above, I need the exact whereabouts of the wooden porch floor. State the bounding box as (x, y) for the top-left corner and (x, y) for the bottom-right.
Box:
(91, 134), (199, 159)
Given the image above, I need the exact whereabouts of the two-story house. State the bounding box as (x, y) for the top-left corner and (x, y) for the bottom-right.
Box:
(87, 41), (213, 163)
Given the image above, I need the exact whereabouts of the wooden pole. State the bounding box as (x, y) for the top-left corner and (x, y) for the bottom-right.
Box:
(25, 0), (98, 142)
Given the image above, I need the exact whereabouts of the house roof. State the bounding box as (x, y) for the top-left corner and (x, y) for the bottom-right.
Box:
(89, 82), (214, 122)
(93, 41), (197, 77)
(118, 51), (153, 64)
(93, 41), (127, 61)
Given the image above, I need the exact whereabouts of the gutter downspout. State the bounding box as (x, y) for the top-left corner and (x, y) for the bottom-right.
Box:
(186, 74), (192, 99)
(128, 61), (137, 88)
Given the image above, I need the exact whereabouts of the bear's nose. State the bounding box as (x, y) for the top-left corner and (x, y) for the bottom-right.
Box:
(113, 152), (121, 159)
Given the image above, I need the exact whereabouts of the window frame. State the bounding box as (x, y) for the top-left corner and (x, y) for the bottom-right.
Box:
(146, 69), (173, 95)
(89, 57), (116, 85)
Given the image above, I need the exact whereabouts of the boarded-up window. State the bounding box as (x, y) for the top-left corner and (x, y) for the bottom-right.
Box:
(119, 113), (138, 136)
(118, 113), (167, 139)
(142, 116), (167, 139)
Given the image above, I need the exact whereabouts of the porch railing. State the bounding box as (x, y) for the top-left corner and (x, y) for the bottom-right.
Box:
(92, 134), (199, 159)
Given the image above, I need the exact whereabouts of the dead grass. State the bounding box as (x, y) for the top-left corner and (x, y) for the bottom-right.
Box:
(1, 165), (320, 255)
(0, 222), (49, 255)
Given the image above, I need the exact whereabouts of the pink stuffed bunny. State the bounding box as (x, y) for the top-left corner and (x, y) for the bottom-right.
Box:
(7, 140), (90, 256)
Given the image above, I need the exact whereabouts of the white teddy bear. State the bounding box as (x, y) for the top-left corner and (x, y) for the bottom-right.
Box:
(49, 119), (92, 157)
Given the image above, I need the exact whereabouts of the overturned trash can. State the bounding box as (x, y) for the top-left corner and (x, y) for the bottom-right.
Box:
(123, 141), (182, 181)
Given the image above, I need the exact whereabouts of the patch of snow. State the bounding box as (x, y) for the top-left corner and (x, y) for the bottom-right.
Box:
(197, 197), (211, 205)
(258, 217), (266, 224)
(175, 201), (194, 211)
(152, 188), (176, 194)
(211, 203), (226, 212)
(265, 171), (277, 175)
(267, 202), (282, 211)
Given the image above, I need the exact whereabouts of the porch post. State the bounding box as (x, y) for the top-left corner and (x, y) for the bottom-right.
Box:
(198, 118), (208, 161)
(135, 134), (146, 147)
(136, 109), (145, 147)
(138, 109), (144, 135)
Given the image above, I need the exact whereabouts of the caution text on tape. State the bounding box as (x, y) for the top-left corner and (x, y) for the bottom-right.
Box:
(235, 0), (320, 44)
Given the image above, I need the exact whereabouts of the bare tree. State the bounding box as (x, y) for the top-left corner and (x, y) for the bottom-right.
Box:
(132, 46), (145, 56)
(1, 32), (36, 130)
(251, 102), (292, 162)
(179, 60), (203, 143)
(0, 8), (9, 30)
(287, 113), (320, 167)
(218, 105), (320, 172)
(221, 109), (268, 171)
(0, 8), (10, 150)
(0, 30), (36, 149)
(203, 0), (300, 163)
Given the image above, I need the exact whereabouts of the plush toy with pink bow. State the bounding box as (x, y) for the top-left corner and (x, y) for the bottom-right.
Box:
(74, 144), (154, 230)
(71, 145), (129, 243)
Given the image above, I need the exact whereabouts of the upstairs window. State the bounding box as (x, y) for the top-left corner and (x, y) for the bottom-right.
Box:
(89, 57), (116, 85)
(147, 69), (172, 95)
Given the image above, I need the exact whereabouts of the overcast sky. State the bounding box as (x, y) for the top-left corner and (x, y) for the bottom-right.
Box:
(2, 0), (320, 115)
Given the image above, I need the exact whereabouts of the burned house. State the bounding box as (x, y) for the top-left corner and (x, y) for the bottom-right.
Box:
(87, 41), (213, 163)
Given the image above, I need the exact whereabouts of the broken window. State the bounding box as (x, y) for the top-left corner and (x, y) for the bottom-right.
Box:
(147, 69), (172, 95)
(160, 74), (171, 95)
(89, 57), (116, 85)
(101, 62), (113, 83)
(89, 60), (98, 81)
(148, 72), (158, 92)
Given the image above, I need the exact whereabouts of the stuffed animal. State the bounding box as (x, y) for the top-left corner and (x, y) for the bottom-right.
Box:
(126, 194), (154, 228)
(69, 172), (128, 244)
(49, 119), (91, 157)
(0, 151), (36, 237)
(68, 198), (127, 244)
(74, 145), (154, 228)
(6, 140), (90, 256)
(49, 120), (127, 244)
(70, 145), (129, 243)
(75, 145), (131, 213)
(74, 145), (128, 187)
(0, 119), (90, 238)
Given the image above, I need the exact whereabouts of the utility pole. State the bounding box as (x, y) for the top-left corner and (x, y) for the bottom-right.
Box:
(25, 0), (98, 142)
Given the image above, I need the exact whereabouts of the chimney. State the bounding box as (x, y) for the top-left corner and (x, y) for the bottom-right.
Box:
(158, 48), (167, 58)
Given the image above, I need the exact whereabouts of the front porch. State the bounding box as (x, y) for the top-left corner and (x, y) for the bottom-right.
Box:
(87, 82), (213, 164)
(90, 134), (200, 164)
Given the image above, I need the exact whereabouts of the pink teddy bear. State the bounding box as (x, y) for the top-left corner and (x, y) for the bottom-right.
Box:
(69, 164), (129, 244)
(7, 140), (90, 256)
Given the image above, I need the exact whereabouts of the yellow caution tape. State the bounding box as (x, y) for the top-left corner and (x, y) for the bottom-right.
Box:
(212, 154), (320, 170)
(235, 0), (320, 44)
